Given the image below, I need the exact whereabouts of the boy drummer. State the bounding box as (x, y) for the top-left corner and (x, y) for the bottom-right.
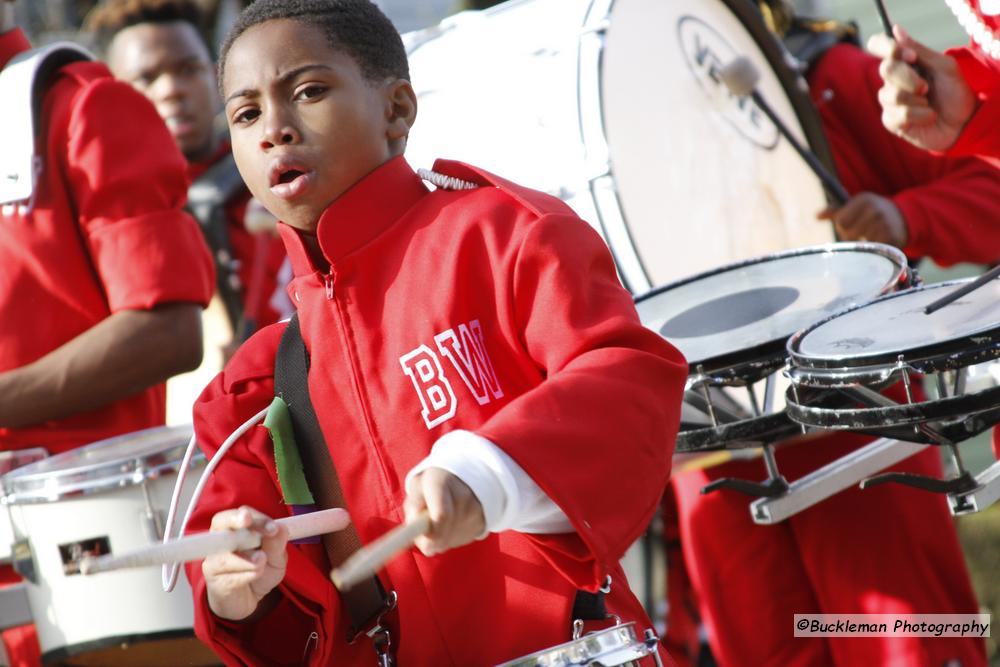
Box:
(184, 1), (687, 664)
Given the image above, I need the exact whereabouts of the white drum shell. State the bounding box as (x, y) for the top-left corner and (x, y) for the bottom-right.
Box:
(7, 458), (202, 656)
(404, 0), (834, 294)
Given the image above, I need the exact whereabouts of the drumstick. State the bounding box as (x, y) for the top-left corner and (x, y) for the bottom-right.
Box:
(923, 266), (1000, 315)
(331, 512), (431, 591)
(718, 57), (849, 205)
(874, 0), (894, 37)
(79, 507), (350, 575)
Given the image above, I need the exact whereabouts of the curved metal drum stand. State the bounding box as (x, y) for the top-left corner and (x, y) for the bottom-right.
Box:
(785, 278), (1000, 517)
(636, 242), (912, 499)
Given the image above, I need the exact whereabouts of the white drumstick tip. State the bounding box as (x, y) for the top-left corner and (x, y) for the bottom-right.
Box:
(331, 512), (431, 591)
(719, 56), (760, 98)
(78, 507), (352, 576)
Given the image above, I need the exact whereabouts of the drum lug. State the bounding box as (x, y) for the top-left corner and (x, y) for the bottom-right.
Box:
(11, 538), (37, 584)
(141, 509), (165, 543)
(139, 477), (165, 542)
(643, 628), (665, 667)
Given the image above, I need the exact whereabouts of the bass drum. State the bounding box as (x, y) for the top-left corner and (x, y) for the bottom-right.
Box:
(404, 0), (837, 294)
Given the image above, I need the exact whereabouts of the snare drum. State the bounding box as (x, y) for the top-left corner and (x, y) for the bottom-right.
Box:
(786, 278), (1000, 447)
(635, 243), (911, 453)
(1, 426), (217, 666)
(498, 622), (661, 667)
(404, 0), (836, 294)
(784, 278), (1000, 500)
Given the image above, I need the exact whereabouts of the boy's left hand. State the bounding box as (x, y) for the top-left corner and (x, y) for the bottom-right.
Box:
(403, 467), (485, 556)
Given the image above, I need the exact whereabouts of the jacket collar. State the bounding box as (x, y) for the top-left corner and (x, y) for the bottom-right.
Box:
(279, 155), (428, 275)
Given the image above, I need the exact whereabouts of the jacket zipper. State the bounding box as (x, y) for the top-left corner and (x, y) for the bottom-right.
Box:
(326, 269), (396, 504)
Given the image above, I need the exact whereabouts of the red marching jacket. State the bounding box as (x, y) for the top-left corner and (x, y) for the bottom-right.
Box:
(184, 157), (687, 665)
(0, 29), (214, 454)
(810, 42), (1000, 266)
(942, 0), (1000, 157)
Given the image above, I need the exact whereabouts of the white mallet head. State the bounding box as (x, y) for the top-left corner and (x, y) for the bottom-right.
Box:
(719, 56), (760, 97)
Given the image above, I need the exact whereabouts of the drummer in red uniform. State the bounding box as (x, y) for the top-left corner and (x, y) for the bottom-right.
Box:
(87, 0), (289, 345)
(664, 2), (1000, 666)
(0, 1), (214, 664)
(869, 0), (1000, 159)
(181, 0), (687, 664)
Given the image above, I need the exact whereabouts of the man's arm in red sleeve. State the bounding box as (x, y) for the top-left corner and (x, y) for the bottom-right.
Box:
(856, 48), (1000, 266)
(812, 45), (1000, 267)
(895, 154), (1000, 266)
(184, 325), (341, 666)
(945, 46), (1000, 158)
(0, 73), (215, 428)
(477, 213), (688, 590)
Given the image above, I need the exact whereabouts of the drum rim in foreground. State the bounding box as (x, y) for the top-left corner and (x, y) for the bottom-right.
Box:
(787, 278), (1000, 381)
(785, 278), (1000, 443)
(636, 241), (910, 380)
(496, 621), (655, 667)
(2, 424), (196, 504)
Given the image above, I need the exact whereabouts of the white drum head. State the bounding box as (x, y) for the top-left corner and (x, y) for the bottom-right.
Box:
(3, 425), (193, 503)
(794, 279), (1000, 363)
(636, 244), (908, 367)
(404, 0), (835, 294)
(602, 0), (833, 286)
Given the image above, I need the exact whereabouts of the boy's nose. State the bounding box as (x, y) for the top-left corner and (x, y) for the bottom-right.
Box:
(260, 122), (301, 149)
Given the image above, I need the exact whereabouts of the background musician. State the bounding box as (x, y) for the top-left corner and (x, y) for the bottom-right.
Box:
(0, 0), (214, 663)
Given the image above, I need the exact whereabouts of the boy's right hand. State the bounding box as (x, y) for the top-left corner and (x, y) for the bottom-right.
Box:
(203, 506), (290, 621)
(868, 26), (976, 152)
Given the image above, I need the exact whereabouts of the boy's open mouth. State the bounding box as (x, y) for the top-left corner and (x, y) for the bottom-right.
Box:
(268, 160), (315, 201)
(277, 169), (304, 184)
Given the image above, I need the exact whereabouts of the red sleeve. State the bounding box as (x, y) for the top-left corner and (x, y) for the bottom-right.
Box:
(183, 325), (340, 666)
(62, 72), (214, 311)
(944, 45), (1000, 158)
(894, 155), (1000, 266)
(476, 213), (687, 591)
(811, 45), (1000, 266)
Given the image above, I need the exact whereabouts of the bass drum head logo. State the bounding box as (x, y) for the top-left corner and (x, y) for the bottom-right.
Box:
(677, 14), (779, 150)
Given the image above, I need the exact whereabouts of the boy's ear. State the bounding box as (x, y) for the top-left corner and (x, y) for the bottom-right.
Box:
(385, 78), (417, 143)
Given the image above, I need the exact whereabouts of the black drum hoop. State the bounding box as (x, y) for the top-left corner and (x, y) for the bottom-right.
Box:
(677, 388), (848, 452)
(787, 279), (1000, 381)
(677, 412), (800, 452)
(637, 242), (910, 380)
(785, 383), (1000, 444)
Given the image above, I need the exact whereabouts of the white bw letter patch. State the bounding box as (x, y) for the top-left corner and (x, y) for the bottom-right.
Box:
(400, 319), (504, 429)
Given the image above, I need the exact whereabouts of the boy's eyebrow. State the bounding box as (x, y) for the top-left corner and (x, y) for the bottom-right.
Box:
(224, 64), (334, 105)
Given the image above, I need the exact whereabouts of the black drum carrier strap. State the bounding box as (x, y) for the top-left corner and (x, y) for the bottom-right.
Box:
(274, 314), (396, 664)
(187, 152), (246, 336)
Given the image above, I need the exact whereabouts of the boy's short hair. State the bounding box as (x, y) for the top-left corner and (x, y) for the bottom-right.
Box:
(85, 0), (206, 54)
(219, 0), (409, 85)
